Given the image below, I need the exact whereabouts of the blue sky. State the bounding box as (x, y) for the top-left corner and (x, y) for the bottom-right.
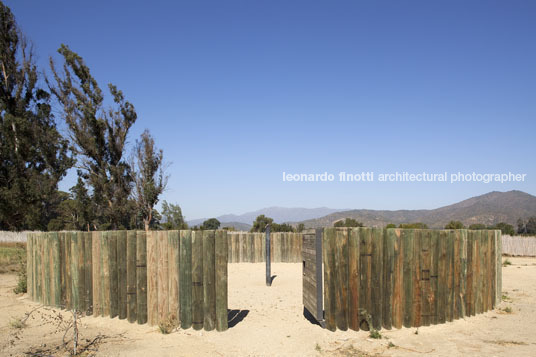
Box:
(6, 0), (536, 220)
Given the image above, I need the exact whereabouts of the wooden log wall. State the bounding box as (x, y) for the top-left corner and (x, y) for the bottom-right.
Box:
(27, 230), (228, 332)
(227, 232), (302, 263)
(322, 228), (502, 332)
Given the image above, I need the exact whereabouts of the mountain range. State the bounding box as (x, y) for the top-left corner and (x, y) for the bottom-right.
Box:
(187, 207), (347, 228)
(299, 190), (536, 228)
(187, 190), (536, 230)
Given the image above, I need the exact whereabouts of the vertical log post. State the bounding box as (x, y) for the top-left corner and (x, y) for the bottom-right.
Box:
(266, 224), (271, 286)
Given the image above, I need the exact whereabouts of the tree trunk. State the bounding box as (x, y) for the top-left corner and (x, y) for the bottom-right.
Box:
(144, 208), (152, 232)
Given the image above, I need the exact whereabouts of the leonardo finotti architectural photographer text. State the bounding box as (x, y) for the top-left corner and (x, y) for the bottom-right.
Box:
(282, 171), (527, 184)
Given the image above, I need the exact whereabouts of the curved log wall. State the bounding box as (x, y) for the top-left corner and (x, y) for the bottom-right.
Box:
(321, 228), (502, 332)
(26, 230), (228, 331)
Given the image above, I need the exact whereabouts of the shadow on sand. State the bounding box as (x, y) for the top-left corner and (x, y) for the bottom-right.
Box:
(227, 309), (250, 328)
(302, 307), (323, 327)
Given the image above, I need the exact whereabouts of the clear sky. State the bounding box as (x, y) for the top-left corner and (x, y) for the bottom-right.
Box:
(6, 0), (536, 220)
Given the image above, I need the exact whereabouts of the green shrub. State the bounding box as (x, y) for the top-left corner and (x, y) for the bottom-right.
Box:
(9, 317), (25, 329)
(369, 329), (382, 339)
(13, 245), (27, 294)
(158, 314), (178, 334)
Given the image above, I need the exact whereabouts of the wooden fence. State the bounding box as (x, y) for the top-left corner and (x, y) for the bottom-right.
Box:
(502, 235), (536, 257)
(26, 230), (228, 331)
(227, 232), (302, 263)
(322, 228), (502, 332)
(0, 230), (34, 242)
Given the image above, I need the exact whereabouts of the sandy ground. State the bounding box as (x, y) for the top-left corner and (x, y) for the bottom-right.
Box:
(1, 258), (536, 356)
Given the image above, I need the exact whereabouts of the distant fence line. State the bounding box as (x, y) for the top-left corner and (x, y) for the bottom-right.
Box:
(27, 230), (228, 331)
(0, 231), (35, 242)
(9, 230), (536, 258)
(501, 235), (536, 257)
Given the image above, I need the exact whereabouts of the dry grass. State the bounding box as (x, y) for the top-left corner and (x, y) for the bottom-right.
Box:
(485, 339), (528, 346)
(496, 306), (514, 315)
(325, 344), (381, 356)
(0, 242), (26, 273)
(502, 292), (512, 302)
(9, 317), (26, 329)
(158, 314), (179, 334)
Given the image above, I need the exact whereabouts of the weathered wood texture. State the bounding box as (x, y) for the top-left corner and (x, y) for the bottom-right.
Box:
(117, 231), (127, 319)
(321, 228), (502, 332)
(227, 232), (303, 262)
(29, 228), (497, 333)
(126, 230), (137, 323)
(202, 230), (216, 331)
(146, 231), (158, 325)
(323, 228), (337, 331)
(191, 230), (203, 330)
(334, 229), (349, 331)
(302, 229), (323, 325)
(136, 231), (148, 324)
(382, 229), (394, 329)
(179, 230), (192, 329)
(215, 230), (228, 331)
(28, 230), (228, 332)
(348, 228), (360, 331)
(168, 230), (180, 325)
(83, 232), (93, 315)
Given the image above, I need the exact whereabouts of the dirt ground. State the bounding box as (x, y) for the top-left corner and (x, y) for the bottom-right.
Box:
(1, 257), (535, 356)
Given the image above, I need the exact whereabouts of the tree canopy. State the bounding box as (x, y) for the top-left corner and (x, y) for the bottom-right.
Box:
(444, 221), (465, 229)
(49, 44), (137, 230)
(251, 214), (273, 232)
(0, 2), (175, 231)
(494, 222), (515, 236)
(132, 129), (168, 231)
(161, 201), (187, 230)
(201, 218), (220, 230)
(398, 222), (428, 229)
(271, 223), (295, 232)
(0, 3), (73, 230)
(334, 218), (364, 228)
(517, 217), (536, 235)
(250, 215), (296, 232)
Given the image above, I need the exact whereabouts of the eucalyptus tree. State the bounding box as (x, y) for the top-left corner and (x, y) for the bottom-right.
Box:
(161, 201), (187, 230)
(0, 2), (72, 230)
(49, 44), (137, 229)
(132, 129), (168, 231)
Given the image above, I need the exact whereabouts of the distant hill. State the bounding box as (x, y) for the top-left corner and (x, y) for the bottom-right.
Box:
(298, 191), (536, 229)
(220, 222), (252, 231)
(187, 207), (347, 227)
